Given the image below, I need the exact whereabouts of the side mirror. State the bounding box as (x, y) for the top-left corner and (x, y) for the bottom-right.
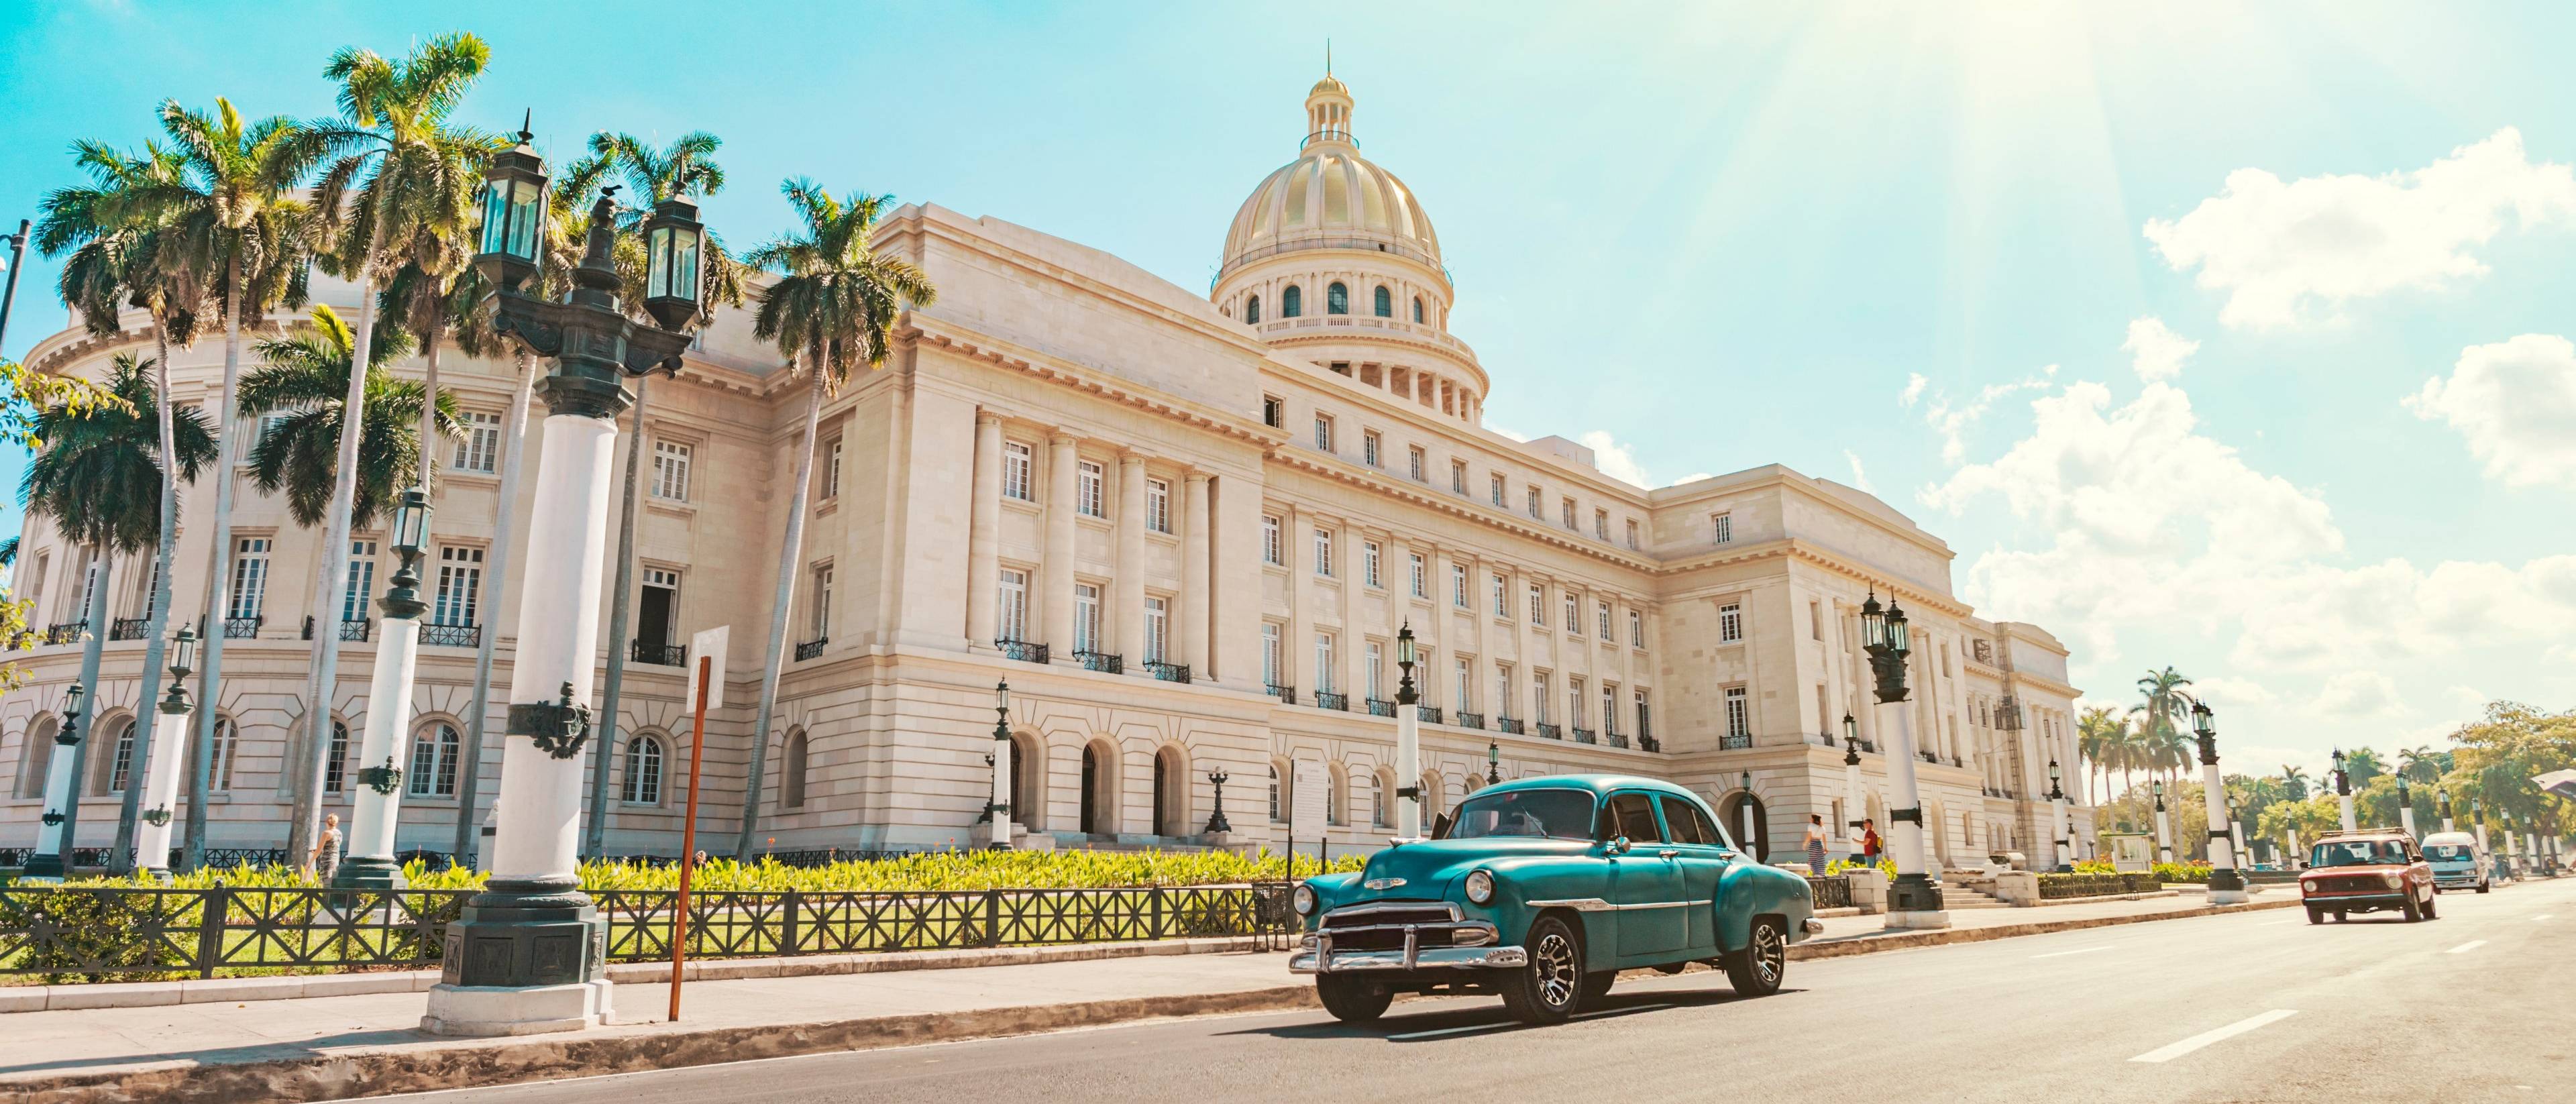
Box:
(1607, 835), (1632, 857)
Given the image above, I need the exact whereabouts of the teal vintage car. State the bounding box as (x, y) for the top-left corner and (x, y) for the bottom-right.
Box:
(1289, 774), (1822, 1025)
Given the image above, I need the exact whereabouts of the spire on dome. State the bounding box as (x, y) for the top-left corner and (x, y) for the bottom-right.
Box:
(1304, 56), (1354, 150)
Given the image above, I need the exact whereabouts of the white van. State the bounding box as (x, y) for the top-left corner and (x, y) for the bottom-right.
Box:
(2421, 831), (2489, 893)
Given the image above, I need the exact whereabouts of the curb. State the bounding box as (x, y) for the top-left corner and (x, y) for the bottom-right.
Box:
(1790, 897), (2299, 961)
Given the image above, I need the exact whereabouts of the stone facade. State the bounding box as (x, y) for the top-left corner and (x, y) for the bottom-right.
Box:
(1, 72), (2093, 867)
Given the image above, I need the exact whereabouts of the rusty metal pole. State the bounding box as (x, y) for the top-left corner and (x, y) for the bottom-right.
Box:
(669, 655), (712, 1022)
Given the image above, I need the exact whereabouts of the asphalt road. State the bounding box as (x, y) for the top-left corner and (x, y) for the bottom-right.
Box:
(393, 877), (2576, 1103)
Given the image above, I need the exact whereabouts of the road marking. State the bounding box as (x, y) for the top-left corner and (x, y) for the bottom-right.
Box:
(2129, 1009), (2298, 1063)
(2032, 945), (2113, 958)
(2534, 914), (2555, 922)
(2446, 940), (2487, 954)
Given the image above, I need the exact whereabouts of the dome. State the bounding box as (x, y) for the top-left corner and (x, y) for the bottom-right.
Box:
(1218, 74), (1442, 281)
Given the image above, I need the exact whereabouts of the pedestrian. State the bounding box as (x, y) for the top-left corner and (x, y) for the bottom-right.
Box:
(1804, 814), (1829, 874)
(1861, 818), (1883, 865)
(312, 813), (343, 883)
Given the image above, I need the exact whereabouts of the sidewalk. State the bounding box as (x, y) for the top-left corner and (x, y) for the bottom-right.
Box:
(0, 889), (2296, 1104)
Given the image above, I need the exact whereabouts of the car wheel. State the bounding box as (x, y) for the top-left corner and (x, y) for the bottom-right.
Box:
(1316, 975), (1393, 1024)
(1581, 970), (1617, 1003)
(1501, 915), (1586, 1026)
(2477, 881), (2491, 894)
(2334, 909), (2348, 922)
(2400, 893), (2422, 923)
(2306, 907), (2323, 925)
(1723, 916), (1788, 998)
(2422, 891), (2438, 920)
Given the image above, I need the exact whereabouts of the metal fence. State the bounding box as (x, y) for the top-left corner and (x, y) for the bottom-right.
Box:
(1807, 876), (1853, 910)
(1, 846), (290, 871)
(2035, 873), (2161, 899)
(0, 882), (1300, 981)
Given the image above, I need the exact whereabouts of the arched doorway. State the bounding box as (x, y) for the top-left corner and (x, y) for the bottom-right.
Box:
(1079, 740), (1118, 835)
(1009, 734), (1040, 827)
(1151, 745), (1189, 836)
(1719, 791), (1770, 861)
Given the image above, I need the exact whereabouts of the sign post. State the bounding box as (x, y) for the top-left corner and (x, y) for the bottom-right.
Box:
(669, 626), (728, 1022)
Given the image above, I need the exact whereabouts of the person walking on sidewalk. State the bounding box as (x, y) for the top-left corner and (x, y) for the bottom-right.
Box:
(311, 813), (343, 883)
(1804, 814), (1829, 874)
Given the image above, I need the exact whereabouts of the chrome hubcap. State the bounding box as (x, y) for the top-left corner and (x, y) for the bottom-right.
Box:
(1755, 924), (1783, 985)
(1534, 932), (1577, 1007)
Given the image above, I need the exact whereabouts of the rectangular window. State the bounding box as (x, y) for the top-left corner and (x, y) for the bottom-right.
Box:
(1625, 518), (1640, 550)
(1594, 508), (1609, 541)
(1077, 460), (1105, 517)
(1569, 678), (1585, 727)
(822, 436), (843, 499)
(1075, 583), (1100, 652)
(1455, 657), (1472, 714)
(1364, 541), (1382, 588)
(452, 410), (502, 473)
(1313, 412), (1334, 453)
(1560, 497), (1576, 529)
(1491, 573), (1508, 618)
(1597, 600), (1613, 641)
(1528, 583), (1546, 626)
(1263, 622), (1282, 686)
(1603, 683), (1617, 732)
(1262, 395), (1284, 429)
(341, 539), (377, 624)
(811, 565), (835, 638)
(1720, 602), (1743, 643)
(1629, 609), (1644, 648)
(1535, 672), (1552, 723)
(1635, 687), (1652, 735)
(433, 546), (484, 626)
(1144, 596), (1168, 663)
(1495, 663), (1514, 717)
(1451, 563), (1468, 608)
(1408, 445), (1426, 482)
(228, 538), (270, 620)
(1450, 459), (1467, 494)
(1363, 430), (1382, 468)
(1315, 632), (1336, 692)
(1409, 553), (1426, 598)
(1263, 515), (1283, 565)
(998, 569), (1028, 641)
(1002, 441), (1034, 500)
(1366, 641), (1383, 698)
(1563, 591), (1577, 632)
(1811, 600), (1824, 641)
(651, 441), (692, 501)
(1490, 474), (1506, 506)
(1146, 478), (1171, 533)
(1725, 686), (1750, 738)
(1525, 486), (1542, 518)
(1712, 511), (1733, 545)
(1313, 527), (1334, 577)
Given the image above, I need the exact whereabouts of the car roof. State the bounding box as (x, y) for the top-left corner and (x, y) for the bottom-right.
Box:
(2421, 832), (2479, 845)
(1474, 775), (1699, 802)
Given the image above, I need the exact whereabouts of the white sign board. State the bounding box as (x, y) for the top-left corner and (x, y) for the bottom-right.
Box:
(1290, 759), (1330, 840)
(686, 625), (731, 709)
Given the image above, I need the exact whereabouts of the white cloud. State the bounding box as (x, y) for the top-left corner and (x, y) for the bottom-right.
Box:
(2144, 128), (2576, 329)
(2405, 333), (2576, 488)
(1576, 431), (1650, 488)
(1843, 450), (1874, 493)
(2310, 671), (2405, 719)
(2189, 675), (2274, 708)
(1900, 374), (1928, 407)
(2122, 317), (2198, 382)
(1919, 374), (2053, 465)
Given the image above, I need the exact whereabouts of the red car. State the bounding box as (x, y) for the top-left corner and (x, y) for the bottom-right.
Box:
(2302, 830), (2438, 924)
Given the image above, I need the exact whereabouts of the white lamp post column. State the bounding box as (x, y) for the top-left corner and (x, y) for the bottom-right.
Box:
(985, 681), (1014, 849)
(2331, 749), (2357, 833)
(133, 630), (199, 883)
(1393, 622), (1422, 840)
(25, 683), (87, 882)
(2047, 759), (2072, 873)
(2396, 775), (2416, 840)
(2438, 789), (2454, 834)
(337, 490), (431, 891)
(1862, 592), (1947, 930)
(2185, 698), (2246, 905)
(1840, 715), (1865, 860)
(2151, 780), (2174, 864)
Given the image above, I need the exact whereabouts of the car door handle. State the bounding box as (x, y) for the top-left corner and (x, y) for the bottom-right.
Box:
(1658, 849), (1680, 859)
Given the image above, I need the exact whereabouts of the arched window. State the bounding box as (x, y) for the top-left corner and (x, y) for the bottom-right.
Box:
(206, 717), (237, 793)
(1371, 771), (1389, 828)
(407, 722), (461, 797)
(1282, 284), (1303, 318)
(1373, 286), (1392, 317)
(1326, 764), (1346, 825)
(782, 729), (810, 809)
(1411, 296), (1425, 324)
(1719, 791), (1770, 861)
(623, 732), (665, 805)
(323, 719), (351, 794)
(1326, 282), (1349, 315)
(1245, 294), (1261, 324)
(1080, 741), (1117, 834)
(101, 716), (137, 795)
(1419, 771), (1446, 822)
(1009, 734), (1042, 826)
(14, 716), (58, 799)
(1268, 760), (1286, 823)
(1152, 745), (1188, 836)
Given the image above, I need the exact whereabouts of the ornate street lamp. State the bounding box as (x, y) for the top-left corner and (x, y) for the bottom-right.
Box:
(1737, 770), (1758, 858)
(1204, 769), (1233, 835)
(2438, 787), (2454, 834)
(425, 132), (701, 1038)
(2183, 695), (2246, 903)
(25, 681), (88, 881)
(2151, 777), (2173, 863)
(1486, 740), (1500, 785)
(2395, 770), (2416, 838)
(2330, 747), (2357, 832)
(337, 488), (433, 892)
(1391, 622), (1423, 838)
(986, 681), (1014, 849)
(1859, 590), (1945, 927)
(1841, 712), (1865, 859)
(132, 629), (200, 883)
(2047, 758), (2072, 873)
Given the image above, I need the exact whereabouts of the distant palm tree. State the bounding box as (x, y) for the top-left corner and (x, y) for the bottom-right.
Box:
(2133, 666), (2193, 789)
(289, 33), (496, 866)
(2076, 706), (2123, 806)
(2281, 765), (2310, 802)
(733, 180), (935, 859)
(239, 305), (459, 529)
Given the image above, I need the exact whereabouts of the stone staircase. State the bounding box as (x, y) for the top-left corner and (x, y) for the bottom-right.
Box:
(1939, 878), (2010, 909)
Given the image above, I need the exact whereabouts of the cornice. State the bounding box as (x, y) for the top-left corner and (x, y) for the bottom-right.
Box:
(1652, 537), (1974, 619)
(1263, 447), (1658, 575)
(900, 314), (1287, 451)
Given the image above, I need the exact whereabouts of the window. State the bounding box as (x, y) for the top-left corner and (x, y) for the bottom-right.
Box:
(651, 441), (692, 501)
(1326, 767), (1344, 824)
(228, 537), (270, 620)
(206, 717), (237, 792)
(1313, 528), (1334, 577)
(1075, 584), (1100, 653)
(1594, 509), (1609, 541)
(1245, 294), (1261, 324)
(1528, 583), (1546, 626)
(1597, 600), (1613, 641)
(1002, 441), (1033, 500)
(433, 547), (484, 626)
(1363, 541), (1382, 588)
(1719, 602), (1743, 643)
(1602, 684), (1617, 732)
(1569, 679), (1586, 727)
(1712, 511), (1733, 545)
(1451, 563), (1468, 607)
(453, 410), (502, 473)
(1263, 515), (1282, 565)
(1371, 773), (1388, 827)
(408, 722), (462, 797)
(1283, 284), (1303, 317)
(1625, 519), (1640, 550)
(998, 569), (1028, 641)
(1262, 622), (1282, 686)
(1313, 413), (1334, 453)
(1811, 600), (1825, 641)
(1315, 633), (1336, 692)
(1561, 497), (1577, 529)
(1563, 592), (1578, 631)
(342, 539), (377, 623)
(622, 734), (664, 804)
(810, 565), (834, 639)
(1373, 285), (1392, 317)
(1413, 296), (1426, 323)
(822, 436), (843, 499)
(1525, 486), (1542, 518)
(1146, 478), (1171, 533)
(1326, 281), (1348, 314)
(1725, 687), (1750, 739)
(1491, 573), (1508, 617)
(1408, 446), (1426, 482)
(1077, 460), (1105, 517)
(1144, 596), (1168, 663)
(1535, 672), (1552, 722)
(1409, 553), (1426, 598)
(1362, 430), (1381, 468)
(782, 730), (810, 808)
(1455, 657), (1472, 714)
(323, 720), (350, 794)
(1450, 460), (1467, 494)
(1490, 474), (1506, 506)
(1366, 641), (1383, 698)
(1629, 609), (1644, 648)
(105, 717), (136, 794)
(1269, 763), (1285, 822)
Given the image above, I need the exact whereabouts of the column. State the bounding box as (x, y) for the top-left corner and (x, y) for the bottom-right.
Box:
(1181, 472), (1212, 675)
(1474, 555), (1497, 718)
(964, 412), (1002, 647)
(1042, 433), (1078, 656)
(1424, 545), (1448, 710)
(1114, 453), (1146, 662)
(1287, 504), (1313, 699)
(1336, 522), (1360, 704)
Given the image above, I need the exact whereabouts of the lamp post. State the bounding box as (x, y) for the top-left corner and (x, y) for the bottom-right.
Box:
(2047, 759), (2072, 873)
(1862, 590), (1946, 928)
(133, 629), (199, 883)
(2330, 748), (2356, 833)
(1736, 770), (1758, 860)
(2473, 797), (2500, 881)
(2151, 778), (2173, 864)
(1391, 622), (1422, 839)
(25, 682), (88, 881)
(1204, 769), (1233, 834)
(2184, 697), (2246, 904)
(1841, 714), (1865, 861)
(2395, 771), (2416, 839)
(421, 133), (701, 1038)
(0, 219), (29, 352)
(2438, 788), (2454, 834)
(336, 489), (431, 891)
(987, 681), (1013, 850)
(1486, 740), (1500, 786)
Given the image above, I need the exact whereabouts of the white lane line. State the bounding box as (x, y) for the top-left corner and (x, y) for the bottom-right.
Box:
(1387, 1021), (1515, 1041)
(2447, 940), (2488, 954)
(2032, 945), (2114, 958)
(2129, 1009), (2299, 1063)
(2535, 914), (2555, 922)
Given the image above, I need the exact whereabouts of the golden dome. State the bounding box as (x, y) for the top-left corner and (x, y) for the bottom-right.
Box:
(1218, 74), (1442, 280)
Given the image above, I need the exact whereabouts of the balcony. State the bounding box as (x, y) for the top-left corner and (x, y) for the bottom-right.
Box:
(996, 639), (1049, 665)
(421, 623), (481, 648)
(221, 616), (262, 640)
(339, 618), (372, 643)
(1314, 690), (1348, 712)
(1144, 661), (1190, 683)
(109, 618), (148, 641)
(1639, 734), (1662, 753)
(631, 641), (687, 667)
(1919, 751), (1940, 765)
(1073, 650), (1122, 674)
(1266, 684), (1297, 705)
(1455, 711), (1485, 730)
(795, 637), (828, 661)
(1497, 717), (1523, 736)
(1416, 706), (1443, 724)
(1604, 729), (1628, 749)
(1365, 698), (1395, 718)
(1572, 727), (1597, 745)
(1721, 734), (1752, 750)
(1536, 722), (1562, 740)
(43, 621), (87, 645)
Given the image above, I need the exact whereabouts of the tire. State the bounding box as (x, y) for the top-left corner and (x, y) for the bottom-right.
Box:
(1316, 975), (1393, 1024)
(2306, 907), (2323, 925)
(2477, 881), (2491, 894)
(1501, 915), (1587, 1026)
(2400, 893), (2422, 923)
(1581, 970), (1617, 1002)
(1723, 916), (1788, 998)
(2422, 891), (2438, 920)
(2334, 909), (2348, 922)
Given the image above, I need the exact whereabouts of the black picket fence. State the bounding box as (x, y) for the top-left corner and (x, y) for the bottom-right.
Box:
(0, 847), (290, 872)
(0, 882), (1299, 982)
(1806, 876), (1852, 910)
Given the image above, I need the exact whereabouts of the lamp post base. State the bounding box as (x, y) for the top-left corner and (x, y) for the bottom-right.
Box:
(330, 854), (409, 893)
(1884, 908), (1953, 931)
(420, 980), (612, 1037)
(1886, 873), (1947, 928)
(20, 852), (66, 881)
(2208, 887), (2249, 905)
(421, 875), (609, 1038)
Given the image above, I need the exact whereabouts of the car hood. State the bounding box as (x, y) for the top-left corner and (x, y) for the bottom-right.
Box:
(1344, 838), (1591, 903)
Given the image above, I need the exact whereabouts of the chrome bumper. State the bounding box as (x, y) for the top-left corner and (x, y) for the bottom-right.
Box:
(1292, 902), (1511, 975)
(1801, 918), (1825, 936)
(1291, 944), (1529, 973)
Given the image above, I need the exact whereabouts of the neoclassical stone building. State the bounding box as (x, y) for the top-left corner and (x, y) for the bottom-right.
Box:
(3, 72), (2094, 868)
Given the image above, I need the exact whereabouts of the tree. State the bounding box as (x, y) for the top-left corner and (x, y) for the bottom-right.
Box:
(0, 360), (123, 692)
(289, 32), (494, 867)
(2279, 765), (2309, 802)
(2076, 706), (2124, 806)
(239, 305), (459, 529)
(734, 180), (935, 859)
(2341, 746), (2386, 789)
(2133, 666), (2193, 788)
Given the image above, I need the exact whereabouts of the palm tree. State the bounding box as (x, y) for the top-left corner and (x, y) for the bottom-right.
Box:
(289, 33), (494, 866)
(2280, 765), (2310, 802)
(733, 180), (935, 859)
(239, 305), (460, 529)
(2076, 706), (2124, 806)
(2132, 666), (2192, 788)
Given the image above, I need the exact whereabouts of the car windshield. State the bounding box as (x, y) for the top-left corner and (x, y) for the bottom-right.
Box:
(1441, 789), (1597, 841)
(2425, 844), (2473, 861)
(2310, 840), (2409, 867)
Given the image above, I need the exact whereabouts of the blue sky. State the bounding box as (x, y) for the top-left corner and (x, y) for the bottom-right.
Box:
(7, 1), (2574, 777)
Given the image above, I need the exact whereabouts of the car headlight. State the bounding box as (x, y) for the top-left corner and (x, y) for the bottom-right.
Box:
(2383, 873), (2407, 887)
(1292, 883), (1317, 916)
(1464, 869), (1495, 905)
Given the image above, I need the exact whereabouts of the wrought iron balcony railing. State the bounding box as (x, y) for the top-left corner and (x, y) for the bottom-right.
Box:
(1721, 733), (1754, 750)
(1605, 729), (1629, 749)
(794, 637), (828, 661)
(339, 618), (372, 643)
(996, 639), (1049, 665)
(1416, 706), (1443, 724)
(1497, 717), (1523, 735)
(1265, 683), (1296, 705)
(631, 641), (686, 666)
(109, 618), (148, 641)
(221, 616), (262, 640)
(1455, 712), (1485, 730)
(1365, 698), (1395, 718)
(1536, 722), (1561, 740)
(1073, 650), (1122, 674)
(421, 623), (481, 648)
(1314, 691), (1348, 712)
(1144, 661), (1190, 683)
(1639, 734), (1662, 753)
(1572, 727), (1597, 744)
(43, 621), (87, 645)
